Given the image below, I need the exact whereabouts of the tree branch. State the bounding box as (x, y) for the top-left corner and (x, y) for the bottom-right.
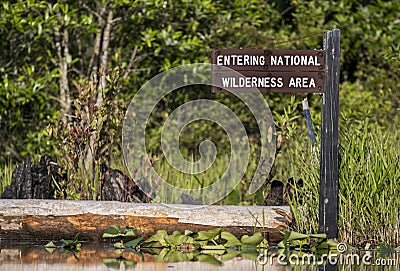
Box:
(122, 45), (138, 80)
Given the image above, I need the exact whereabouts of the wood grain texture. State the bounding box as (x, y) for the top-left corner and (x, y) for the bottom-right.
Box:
(0, 200), (291, 244)
(319, 29), (340, 239)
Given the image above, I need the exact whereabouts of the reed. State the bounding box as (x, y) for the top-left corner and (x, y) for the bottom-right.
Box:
(0, 159), (14, 195)
(152, 144), (262, 205)
(287, 117), (400, 247)
(338, 117), (400, 247)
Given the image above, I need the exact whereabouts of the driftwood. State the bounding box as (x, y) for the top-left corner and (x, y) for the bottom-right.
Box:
(0, 200), (291, 244)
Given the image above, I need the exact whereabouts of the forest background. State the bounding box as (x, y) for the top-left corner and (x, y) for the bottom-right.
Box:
(0, 0), (399, 245)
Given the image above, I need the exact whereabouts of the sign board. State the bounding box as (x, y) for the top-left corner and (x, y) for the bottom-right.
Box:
(211, 49), (325, 93)
(210, 30), (340, 239)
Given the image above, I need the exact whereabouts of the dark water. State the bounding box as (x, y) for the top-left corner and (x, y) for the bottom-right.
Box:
(0, 242), (399, 271)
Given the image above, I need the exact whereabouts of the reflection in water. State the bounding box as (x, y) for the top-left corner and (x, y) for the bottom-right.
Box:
(0, 243), (399, 271)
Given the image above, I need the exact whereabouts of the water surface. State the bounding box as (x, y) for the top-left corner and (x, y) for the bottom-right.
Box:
(1, 242), (399, 271)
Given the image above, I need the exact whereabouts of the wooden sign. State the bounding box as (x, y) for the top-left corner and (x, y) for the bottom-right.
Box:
(210, 31), (340, 240)
(211, 49), (325, 93)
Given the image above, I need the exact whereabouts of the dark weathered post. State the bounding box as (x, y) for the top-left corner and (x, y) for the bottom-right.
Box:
(319, 29), (340, 239)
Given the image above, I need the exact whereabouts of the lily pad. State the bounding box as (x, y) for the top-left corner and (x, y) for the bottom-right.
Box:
(220, 231), (241, 248)
(103, 226), (122, 238)
(220, 249), (240, 262)
(284, 231), (310, 241)
(103, 257), (137, 269)
(195, 254), (223, 266)
(103, 226), (139, 238)
(309, 233), (327, 239)
(164, 233), (194, 248)
(195, 228), (223, 241)
(240, 250), (260, 261)
(154, 248), (194, 262)
(143, 230), (169, 247)
(240, 232), (264, 246)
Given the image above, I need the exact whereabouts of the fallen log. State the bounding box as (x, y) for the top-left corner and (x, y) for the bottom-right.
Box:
(0, 200), (291, 244)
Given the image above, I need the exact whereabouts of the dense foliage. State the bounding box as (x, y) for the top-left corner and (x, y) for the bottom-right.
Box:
(1, 0), (398, 162)
(0, 0), (399, 242)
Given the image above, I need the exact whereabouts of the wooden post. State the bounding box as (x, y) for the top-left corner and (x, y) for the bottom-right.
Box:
(319, 29), (340, 239)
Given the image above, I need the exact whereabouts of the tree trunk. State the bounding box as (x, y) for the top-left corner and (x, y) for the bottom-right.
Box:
(97, 9), (114, 106)
(84, 5), (114, 196)
(54, 18), (71, 126)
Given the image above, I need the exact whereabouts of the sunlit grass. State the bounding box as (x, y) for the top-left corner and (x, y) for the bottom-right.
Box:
(287, 117), (400, 247)
(151, 144), (263, 205)
(0, 159), (14, 195)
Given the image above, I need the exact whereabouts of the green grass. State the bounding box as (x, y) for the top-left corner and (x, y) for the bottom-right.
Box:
(0, 159), (14, 196)
(287, 117), (400, 247)
(338, 117), (400, 247)
(151, 144), (264, 205)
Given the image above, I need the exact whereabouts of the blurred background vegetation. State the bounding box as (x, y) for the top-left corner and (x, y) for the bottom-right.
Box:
(0, 0), (399, 245)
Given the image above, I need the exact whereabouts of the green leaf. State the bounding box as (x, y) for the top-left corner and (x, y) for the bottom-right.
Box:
(124, 233), (145, 248)
(113, 240), (125, 249)
(125, 226), (137, 233)
(60, 239), (81, 252)
(309, 233), (327, 239)
(195, 228), (223, 241)
(240, 250), (260, 261)
(193, 240), (208, 247)
(102, 226), (122, 238)
(164, 233), (193, 247)
(168, 250), (194, 262)
(315, 241), (329, 250)
(326, 239), (340, 249)
(220, 249), (240, 262)
(124, 227), (138, 237)
(143, 230), (168, 247)
(196, 254), (223, 266)
(45, 241), (57, 248)
(103, 258), (137, 269)
(284, 230), (310, 241)
(220, 231), (241, 247)
(45, 247), (57, 254)
(277, 240), (285, 249)
(200, 244), (226, 251)
(155, 249), (194, 262)
(60, 238), (80, 248)
(141, 241), (163, 248)
(74, 99), (81, 111)
(240, 232), (264, 246)
(184, 230), (195, 236)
